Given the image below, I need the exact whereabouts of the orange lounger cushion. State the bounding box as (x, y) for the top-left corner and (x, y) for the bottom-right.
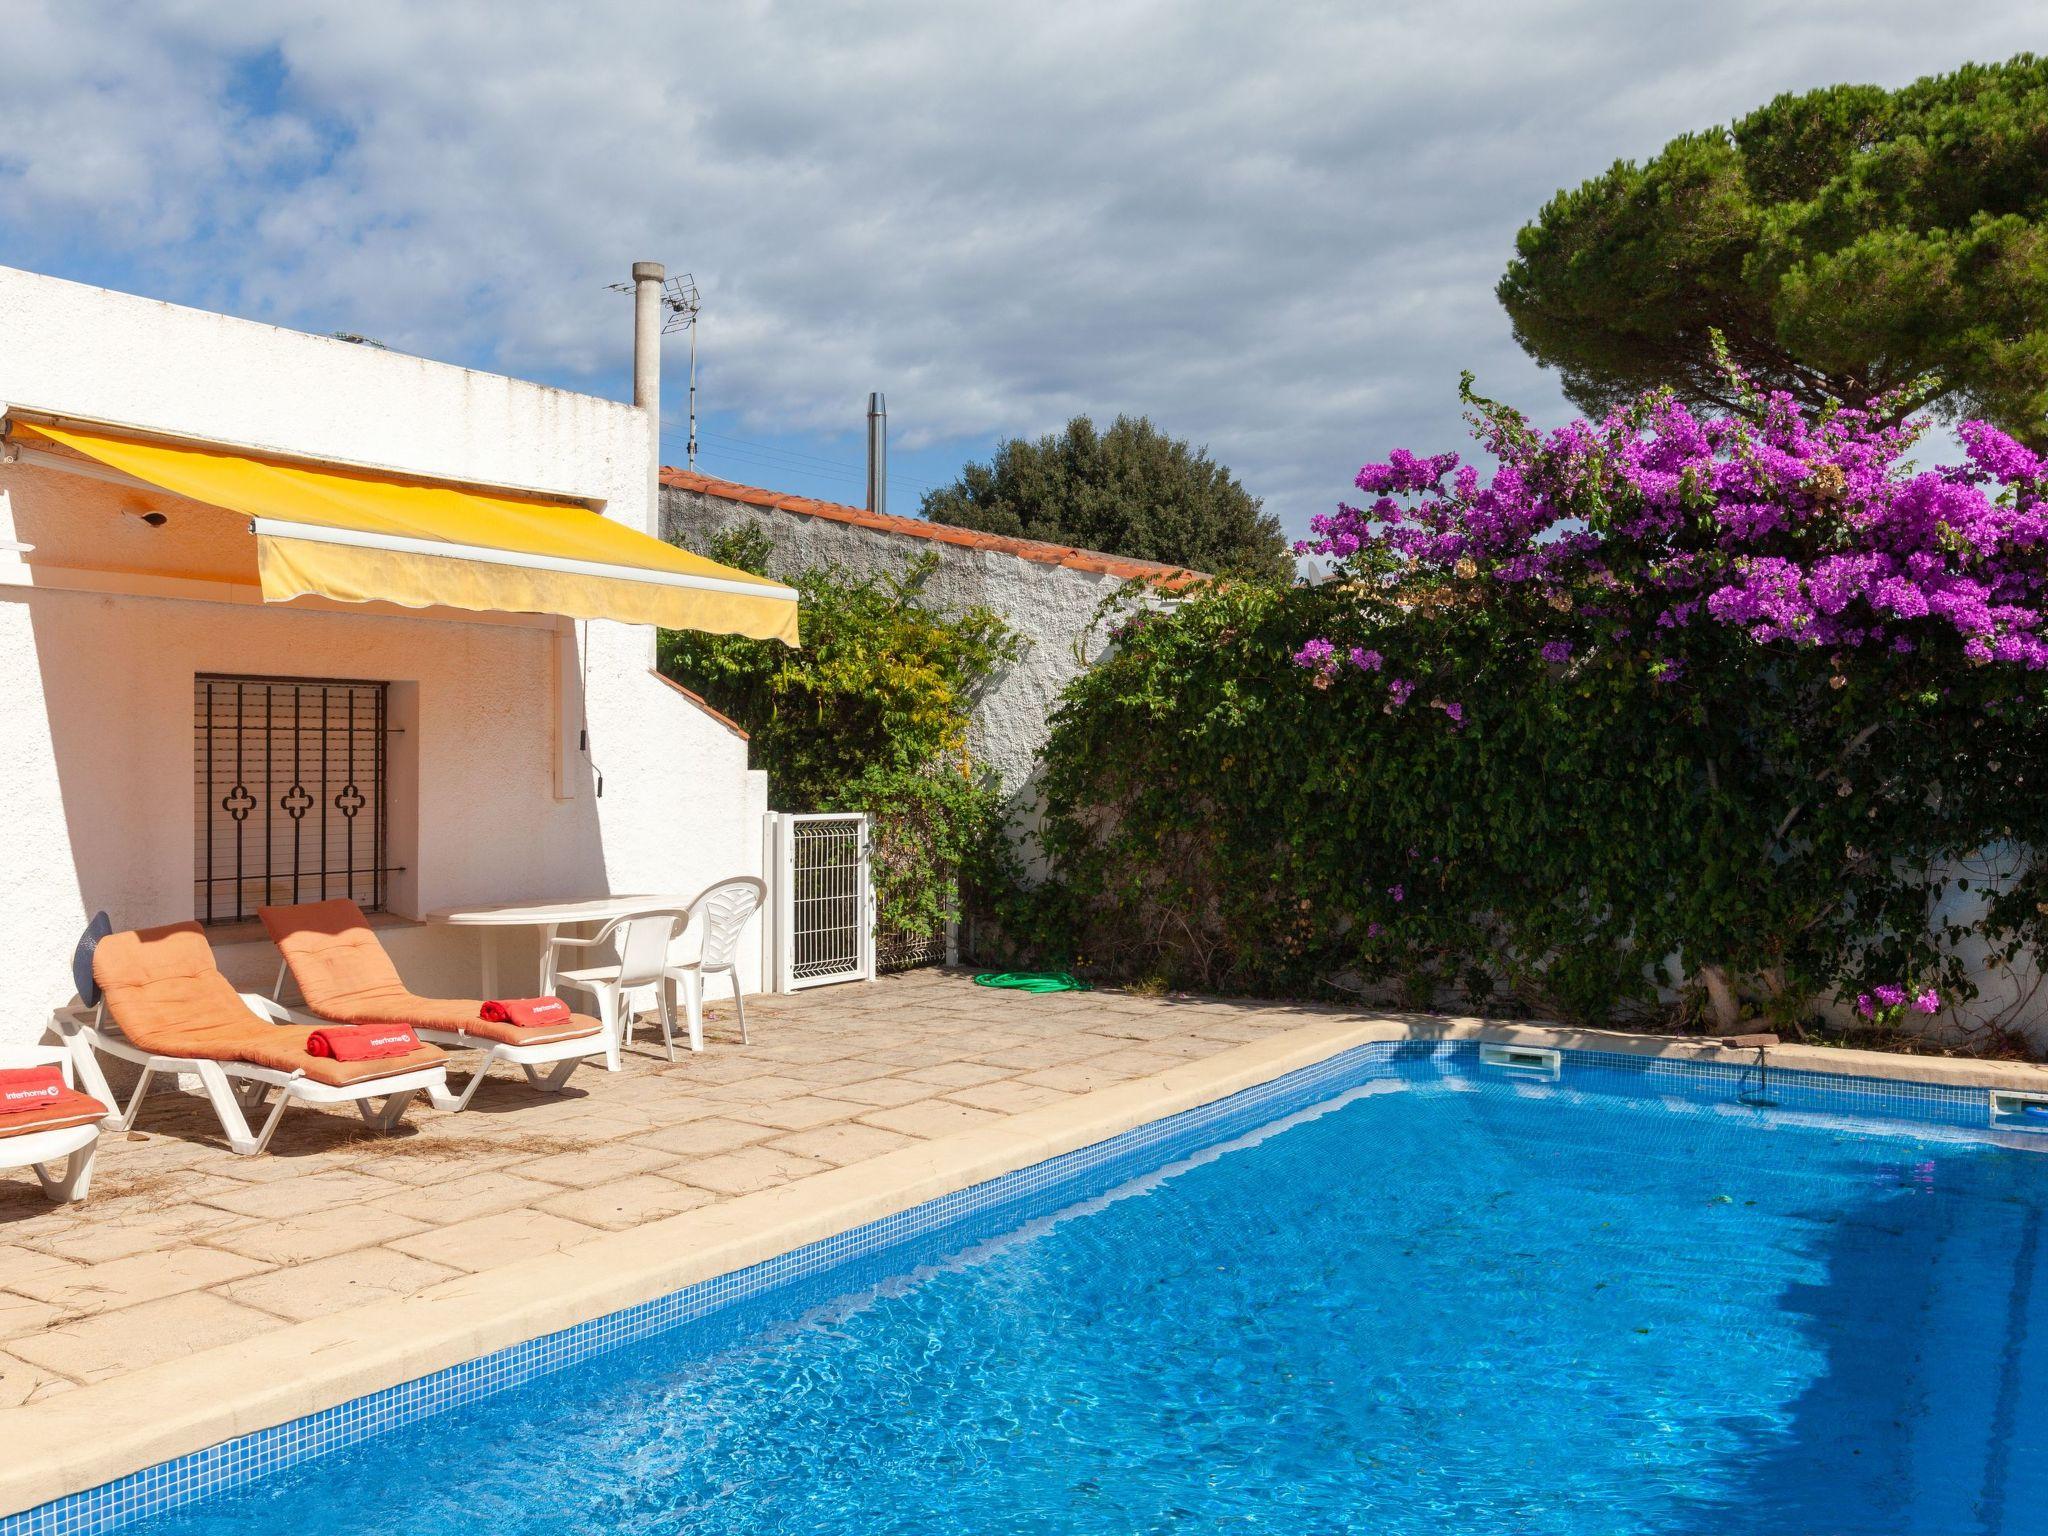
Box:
(91, 922), (446, 1090)
(0, 1086), (106, 1142)
(260, 900), (603, 1048)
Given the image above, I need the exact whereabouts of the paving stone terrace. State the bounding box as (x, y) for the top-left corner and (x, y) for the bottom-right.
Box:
(0, 969), (1333, 1409)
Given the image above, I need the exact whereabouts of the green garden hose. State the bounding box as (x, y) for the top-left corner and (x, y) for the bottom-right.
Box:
(971, 970), (1093, 994)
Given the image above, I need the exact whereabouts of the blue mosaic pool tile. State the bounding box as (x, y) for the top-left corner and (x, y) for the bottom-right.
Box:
(0, 1036), (2021, 1535)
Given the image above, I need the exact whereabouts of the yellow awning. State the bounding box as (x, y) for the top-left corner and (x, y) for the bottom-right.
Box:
(16, 421), (800, 645)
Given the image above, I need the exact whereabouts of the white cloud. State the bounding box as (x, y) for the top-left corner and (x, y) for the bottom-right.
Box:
(1, 0), (2041, 531)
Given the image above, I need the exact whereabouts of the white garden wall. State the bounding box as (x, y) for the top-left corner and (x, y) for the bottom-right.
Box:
(662, 475), (1185, 824)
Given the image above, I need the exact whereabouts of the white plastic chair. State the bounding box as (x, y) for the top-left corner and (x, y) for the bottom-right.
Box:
(665, 877), (766, 1052)
(549, 908), (690, 1064)
(0, 1044), (102, 1203)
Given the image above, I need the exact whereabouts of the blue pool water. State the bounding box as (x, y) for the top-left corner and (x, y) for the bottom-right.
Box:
(126, 1061), (2048, 1534)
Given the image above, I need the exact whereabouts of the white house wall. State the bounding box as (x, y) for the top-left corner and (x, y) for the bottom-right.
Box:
(0, 265), (768, 1045)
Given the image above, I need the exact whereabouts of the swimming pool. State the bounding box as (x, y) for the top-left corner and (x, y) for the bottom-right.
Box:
(51, 1044), (2048, 1533)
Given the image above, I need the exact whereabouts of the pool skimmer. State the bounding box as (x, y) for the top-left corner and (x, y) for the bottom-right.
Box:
(1478, 1043), (1562, 1080)
(1989, 1090), (2048, 1132)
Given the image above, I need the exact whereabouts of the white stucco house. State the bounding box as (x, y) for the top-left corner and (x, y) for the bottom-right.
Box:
(0, 262), (799, 1051)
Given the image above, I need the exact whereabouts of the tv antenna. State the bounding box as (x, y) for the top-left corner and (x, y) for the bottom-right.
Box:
(609, 272), (702, 468)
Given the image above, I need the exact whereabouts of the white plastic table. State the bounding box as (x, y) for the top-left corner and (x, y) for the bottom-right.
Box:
(426, 895), (694, 997)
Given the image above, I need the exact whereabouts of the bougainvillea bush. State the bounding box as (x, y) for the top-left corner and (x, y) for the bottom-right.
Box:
(1025, 370), (2048, 1037)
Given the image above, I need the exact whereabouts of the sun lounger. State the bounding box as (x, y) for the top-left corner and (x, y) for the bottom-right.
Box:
(260, 900), (608, 1110)
(51, 920), (451, 1156)
(0, 1045), (105, 1201)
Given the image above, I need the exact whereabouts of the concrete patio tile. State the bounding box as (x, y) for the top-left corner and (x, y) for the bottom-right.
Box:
(371, 1170), (565, 1225)
(1017, 1063), (1139, 1094)
(722, 1096), (857, 1132)
(207, 1149), (367, 1184)
(813, 1076), (941, 1108)
(514, 1142), (677, 1190)
(0, 1350), (75, 1407)
(1084, 1017), (1187, 1041)
(844, 1028), (922, 1049)
(15, 1205), (253, 1266)
(0, 1291), (62, 1340)
(944, 1079), (1074, 1114)
(1129, 1035), (1222, 1059)
(659, 1053), (773, 1086)
(860, 1045), (979, 1069)
(745, 1041), (861, 1066)
(7, 1292), (278, 1382)
(388, 1211), (598, 1273)
(1087, 1046), (1203, 1075)
(534, 1176), (718, 1231)
(700, 1075), (818, 1104)
(897, 1061), (1014, 1089)
(0, 1245), (84, 1293)
(215, 1249), (463, 1324)
(65, 1165), (252, 1217)
(206, 1205), (430, 1265)
(766, 1122), (921, 1168)
(972, 1043), (1101, 1070)
(857, 1100), (1006, 1140)
(632, 1117), (774, 1157)
(668, 1146), (832, 1196)
(586, 1086), (726, 1121)
(1193, 1018), (1293, 1041)
(8, 1244), (272, 1312)
(332, 1147), (525, 1186)
(196, 1170), (403, 1221)
(483, 1110), (656, 1144)
(777, 1058), (891, 1087)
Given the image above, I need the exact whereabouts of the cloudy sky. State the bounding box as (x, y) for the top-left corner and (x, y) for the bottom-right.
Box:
(1, 2), (2040, 536)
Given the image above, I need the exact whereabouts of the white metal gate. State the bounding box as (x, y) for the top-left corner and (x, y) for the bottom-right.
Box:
(765, 811), (875, 991)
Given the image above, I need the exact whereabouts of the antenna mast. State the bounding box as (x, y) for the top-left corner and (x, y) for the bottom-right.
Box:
(607, 270), (702, 468)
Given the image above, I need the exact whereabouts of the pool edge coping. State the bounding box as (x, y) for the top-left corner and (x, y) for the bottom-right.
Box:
(3, 1011), (2044, 1517)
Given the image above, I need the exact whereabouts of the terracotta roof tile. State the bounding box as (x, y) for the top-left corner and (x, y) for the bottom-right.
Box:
(660, 467), (1207, 589)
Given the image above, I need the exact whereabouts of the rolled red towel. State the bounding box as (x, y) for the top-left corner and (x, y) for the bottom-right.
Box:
(305, 1024), (423, 1061)
(0, 1065), (65, 1115)
(479, 997), (572, 1029)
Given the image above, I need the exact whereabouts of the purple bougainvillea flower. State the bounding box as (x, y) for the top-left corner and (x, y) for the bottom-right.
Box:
(1874, 984), (1907, 1008)
(1912, 988), (1941, 1014)
(1292, 638), (1336, 671)
(1539, 640), (1573, 663)
(1387, 678), (1415, 706)
(1295, 386), (2048, 672)
(1856, 993), (1875, 1019)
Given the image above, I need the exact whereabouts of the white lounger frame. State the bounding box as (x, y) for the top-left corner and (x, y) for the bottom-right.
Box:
(271, 962), (608, 1111)
(48, 995), (452, 1157)
(0, 1044), (99, 1201)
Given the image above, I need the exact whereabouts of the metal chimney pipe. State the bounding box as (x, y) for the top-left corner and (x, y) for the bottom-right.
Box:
(866, 392), (887, 517)
(632, 261), (665, 532)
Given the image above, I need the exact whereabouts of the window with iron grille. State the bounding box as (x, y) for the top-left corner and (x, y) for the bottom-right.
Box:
(194, 675), (390, 925)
